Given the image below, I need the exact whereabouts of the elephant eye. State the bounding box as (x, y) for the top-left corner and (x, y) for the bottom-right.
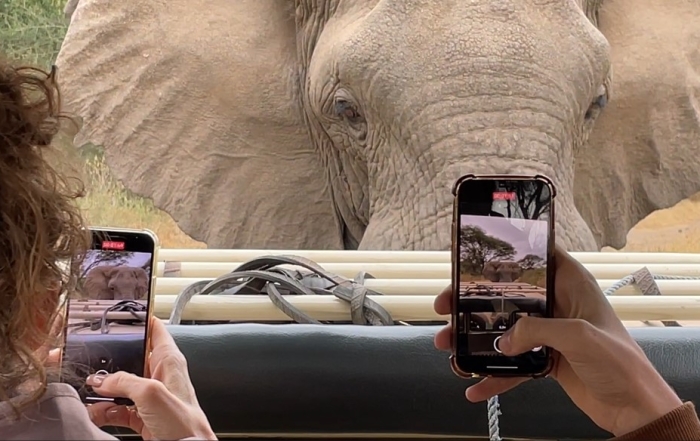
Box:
(585, 84), (608, 120)
(333, 96), (368, 143)
(334, 99), (363, 123)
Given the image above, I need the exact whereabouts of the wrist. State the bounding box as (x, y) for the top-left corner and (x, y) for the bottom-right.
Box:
(612, 380), (683, 437)
(193, 426), (217, 440)
(188, 430), (217, 441)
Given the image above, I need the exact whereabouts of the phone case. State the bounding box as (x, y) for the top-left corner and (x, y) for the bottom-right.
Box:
(58, 227), (160, 381)
(450, 174), (556, 379)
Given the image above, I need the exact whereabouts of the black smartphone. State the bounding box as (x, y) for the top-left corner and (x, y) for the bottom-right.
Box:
(450, 174), (555, 378)
(60, 227), (159, 405)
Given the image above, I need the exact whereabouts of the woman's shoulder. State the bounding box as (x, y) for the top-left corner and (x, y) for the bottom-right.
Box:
(0, 383), (118, 440)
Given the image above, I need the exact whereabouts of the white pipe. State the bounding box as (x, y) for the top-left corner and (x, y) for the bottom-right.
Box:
(152, 278), (700, 296)
(155, 262), (700, 279)
(157, 249), (700, 264)
(151, 295), (700, 322)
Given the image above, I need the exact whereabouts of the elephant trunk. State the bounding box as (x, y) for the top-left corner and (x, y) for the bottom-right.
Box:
(360, 124), (598, 251)
(342, 3), (606, 252)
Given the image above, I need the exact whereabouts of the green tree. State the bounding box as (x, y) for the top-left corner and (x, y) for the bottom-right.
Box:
(80, 251), (137, 278)
(459, 225), (515, 274)
(518, 254), (545, 270)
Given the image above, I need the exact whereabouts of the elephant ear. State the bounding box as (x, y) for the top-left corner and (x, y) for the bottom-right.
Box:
(574, 0), (700, 249)
(132, 267), (149, 300)
(82, 265), (110, 299)
(507, 262), (522, 279)
(482, 262), (500, 282)
(56, 0), (344, 249)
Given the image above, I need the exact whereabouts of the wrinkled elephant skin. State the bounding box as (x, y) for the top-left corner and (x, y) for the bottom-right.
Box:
(55, 0), (700, 252)
(482, 261), (523, 283)
(83, 265), (149, 300)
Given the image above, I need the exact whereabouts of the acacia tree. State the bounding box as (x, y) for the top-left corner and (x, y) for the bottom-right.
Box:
(459, 225), (516, 274)
(514, 182), (551, 220)
(79, 251), (136, 279)
(518, 254), (545, 270)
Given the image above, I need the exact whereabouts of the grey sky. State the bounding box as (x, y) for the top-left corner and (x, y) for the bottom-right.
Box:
(461, 215), (548, 261)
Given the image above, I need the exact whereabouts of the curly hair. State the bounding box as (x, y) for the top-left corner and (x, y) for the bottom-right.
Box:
(0, 59), (90, 413)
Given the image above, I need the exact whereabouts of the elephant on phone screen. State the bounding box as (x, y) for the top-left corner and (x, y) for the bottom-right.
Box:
(83, 266), (149, 301)
(482, 261), (523, 283)
(55, 0), (700, 252)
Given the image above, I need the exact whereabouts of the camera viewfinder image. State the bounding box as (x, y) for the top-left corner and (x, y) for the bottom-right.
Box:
(457, 185), (550, 358)
(63, 249), (152, 403)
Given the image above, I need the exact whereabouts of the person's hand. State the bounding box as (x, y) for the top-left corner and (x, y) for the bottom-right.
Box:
(86, 317), (216, 440)
(434, 245), (684, 437)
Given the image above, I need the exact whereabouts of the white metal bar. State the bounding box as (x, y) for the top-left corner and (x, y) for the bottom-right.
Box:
(151, 295), (700, 322)
(152, 278), (700, 296)
(155, 262), (700, 279)
(157, 249), (700, 264)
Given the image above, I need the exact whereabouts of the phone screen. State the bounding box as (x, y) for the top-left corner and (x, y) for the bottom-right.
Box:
(454, 178), (554, 376)
(61, 230), (155, 404)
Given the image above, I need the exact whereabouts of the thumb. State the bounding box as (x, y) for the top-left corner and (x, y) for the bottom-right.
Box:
(498, 316), (590, 356)
(87, 371), (169, 406)
(45, 348), (62, 368)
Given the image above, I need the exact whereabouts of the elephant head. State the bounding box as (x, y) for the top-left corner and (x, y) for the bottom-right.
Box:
(55, 0), (700, 251)
(482, 261), (523, 283)
(83, 265), (149, 300)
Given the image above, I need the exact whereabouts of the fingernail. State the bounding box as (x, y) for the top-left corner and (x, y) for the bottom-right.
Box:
(88, 369), (109, 386)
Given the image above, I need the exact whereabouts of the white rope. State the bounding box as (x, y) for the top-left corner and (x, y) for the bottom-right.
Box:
(486, 270), (700, 441)
(487, 395), (503, 441)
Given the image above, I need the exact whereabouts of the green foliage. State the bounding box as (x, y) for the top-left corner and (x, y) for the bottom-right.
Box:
(518, 253), (545, 270)
(0, 0), (68, 68)
(459, 225), (516, 274)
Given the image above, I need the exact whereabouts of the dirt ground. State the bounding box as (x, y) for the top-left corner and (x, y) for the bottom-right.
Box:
(607, 193), (700, 253)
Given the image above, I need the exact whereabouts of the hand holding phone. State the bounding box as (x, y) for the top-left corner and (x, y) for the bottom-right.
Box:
(450, 175), (556, 378)
(436, 245), (686, 438)
(85, 318), (216, 440)
(60, 227), (159, 405)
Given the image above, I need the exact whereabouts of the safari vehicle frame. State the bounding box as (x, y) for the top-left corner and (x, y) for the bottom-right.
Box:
(81, 249), (700, 441)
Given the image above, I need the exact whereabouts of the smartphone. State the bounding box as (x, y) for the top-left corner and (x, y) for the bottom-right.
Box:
(450, 174), (555, 378)
(60, 227), (159, 405)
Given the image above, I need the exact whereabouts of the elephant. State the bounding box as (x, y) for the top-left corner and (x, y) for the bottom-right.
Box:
(54, 0), (700, 252)
(83, 265), (149, 301)
(482, 261), (523, 283)
(63, 0), (79, 22)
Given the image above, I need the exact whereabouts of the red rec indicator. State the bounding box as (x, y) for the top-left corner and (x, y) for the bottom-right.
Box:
(102, 240), (125, 251)
(493, 191), (516, 201)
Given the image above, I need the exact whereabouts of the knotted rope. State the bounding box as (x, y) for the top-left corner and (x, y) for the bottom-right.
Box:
(67, 299), (147, 334)
(168, 255), (396, 326)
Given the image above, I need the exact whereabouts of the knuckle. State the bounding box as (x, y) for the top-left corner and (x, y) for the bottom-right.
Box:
(570, 318), (595, 336)
(160, 351), (188, 371)
(512, 315), (534, 337)
(142, 379), (168, 397)
(109, 371), (132, 386)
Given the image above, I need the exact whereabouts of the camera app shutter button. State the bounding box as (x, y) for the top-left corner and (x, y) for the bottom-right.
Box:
(493, 335), (503, 354)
